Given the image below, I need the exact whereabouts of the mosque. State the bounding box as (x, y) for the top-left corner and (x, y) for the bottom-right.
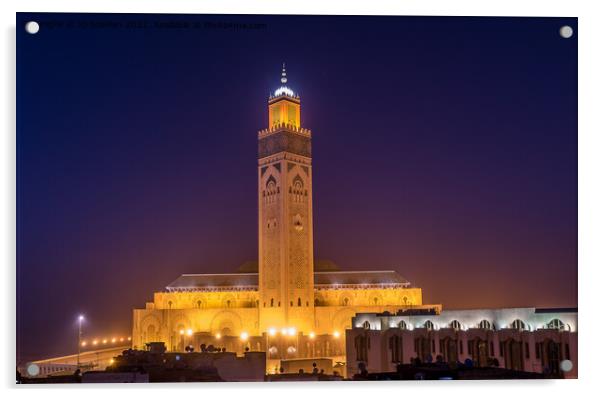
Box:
(131, 65), (440, 369)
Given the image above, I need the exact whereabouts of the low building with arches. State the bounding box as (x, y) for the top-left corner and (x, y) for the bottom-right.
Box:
(346, 307), (577, 378)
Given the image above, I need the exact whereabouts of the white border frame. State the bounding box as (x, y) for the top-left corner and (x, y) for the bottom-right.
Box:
(3, 1), (600, 396)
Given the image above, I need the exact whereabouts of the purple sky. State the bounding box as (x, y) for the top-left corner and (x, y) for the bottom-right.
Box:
(17, 13), (577, 363)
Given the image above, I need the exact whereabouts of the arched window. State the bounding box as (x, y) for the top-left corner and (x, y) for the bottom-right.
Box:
(398, 320), (407, 330)
(511, 319), (526, 330)
(362, 321), (371, 330)
(342, 297), (349, 306)
(168, 301), (173, 309)
(297, 297), (302, 307)
(226, 300), (231, 308)
(266, 177), (277, 194)
(478, 319), (492, 330)
(547, 319), (565, 330)
(293, 214), (304, 231)
(270, 298), (274, 307)
(291, 175), (305, 202)
(449, 320), (462, 330)
(196, 300), (202, 309)
(424, 320), (434, 330)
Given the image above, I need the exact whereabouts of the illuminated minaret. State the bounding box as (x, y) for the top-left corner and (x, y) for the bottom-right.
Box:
(258, 64), (315, 332)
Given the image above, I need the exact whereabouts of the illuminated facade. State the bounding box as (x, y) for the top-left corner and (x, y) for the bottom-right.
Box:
(131, 65), (440, 369)
(346, 307), (577, 378)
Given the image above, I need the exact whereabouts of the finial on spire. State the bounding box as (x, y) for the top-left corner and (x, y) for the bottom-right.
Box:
(281, 62), (287, 84)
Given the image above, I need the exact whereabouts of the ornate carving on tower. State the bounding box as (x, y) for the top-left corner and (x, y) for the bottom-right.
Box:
(258, 64), (315, 331)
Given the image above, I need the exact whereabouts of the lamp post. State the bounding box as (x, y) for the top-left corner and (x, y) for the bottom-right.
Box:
(309, 332), (316, 358)
(77, 315), (84, 369)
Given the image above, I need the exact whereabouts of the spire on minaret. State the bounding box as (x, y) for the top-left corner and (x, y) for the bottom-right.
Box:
(281, 63), (288, 84)
(272, 62), (297, 99)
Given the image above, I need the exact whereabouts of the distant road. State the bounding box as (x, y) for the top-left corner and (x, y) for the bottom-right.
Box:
(19, 345), (130, 376)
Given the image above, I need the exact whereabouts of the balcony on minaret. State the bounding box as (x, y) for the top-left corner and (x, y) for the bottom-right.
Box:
(257, 123), (311, 139)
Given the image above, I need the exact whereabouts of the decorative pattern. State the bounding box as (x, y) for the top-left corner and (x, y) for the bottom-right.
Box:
(258, 130), (311, 159)
(289, 201), (308, 290)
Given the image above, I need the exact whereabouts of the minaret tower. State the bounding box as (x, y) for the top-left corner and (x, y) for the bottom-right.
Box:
(258, 64), (315, 333)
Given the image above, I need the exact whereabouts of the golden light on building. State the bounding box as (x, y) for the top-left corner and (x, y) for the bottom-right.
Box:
(102, 339), (108, 344)
(92, 340), (98, 345)
(128, 65), (440, 363)
(111, 337), (116, 343)
(120, 337), (124, 342)
(81, 341), (87, 347)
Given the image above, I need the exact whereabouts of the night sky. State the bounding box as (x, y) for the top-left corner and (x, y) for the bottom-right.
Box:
(16, 13), (577, 363)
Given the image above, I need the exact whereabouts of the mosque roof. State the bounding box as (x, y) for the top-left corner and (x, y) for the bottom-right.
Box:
(166, 273), (258, 291)
(314, 270), (410, 287)
(166, 270), (410, 292)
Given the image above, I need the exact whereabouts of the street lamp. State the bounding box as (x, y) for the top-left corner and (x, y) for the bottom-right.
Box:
(77, 315), (84, 369)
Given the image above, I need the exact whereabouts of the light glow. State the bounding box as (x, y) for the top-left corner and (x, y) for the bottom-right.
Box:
(215, 333), (221, 339)
(92, 340), (98, 345)
(78, 315), (84, 321)
(274, 86), (295, 97)
(309, 332), (316, 339)
(186, 329), (193, 336)
(240, 331), (249, 341)
(333, 331), (340, 338)
(102, 339), (107, 344)
(111, 337), (116, 343)
(268, 328), (277, 336)
(81, 341), (87, 347)
(288, 327), (297, 336)
(281, 328), (288, 336)
(179, 329), (184, 335)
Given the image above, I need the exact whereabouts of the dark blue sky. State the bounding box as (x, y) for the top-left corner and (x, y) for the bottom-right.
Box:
(16, 13), (577, 363)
